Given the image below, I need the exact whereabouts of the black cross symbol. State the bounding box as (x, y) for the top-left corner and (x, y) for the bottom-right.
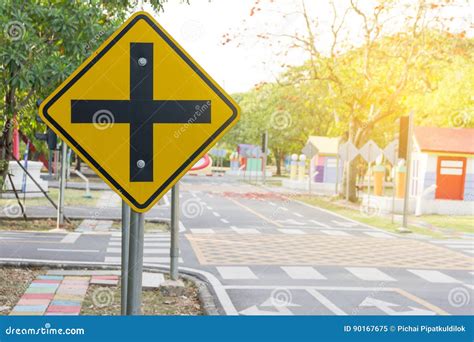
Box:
(71, 42), (211, 182)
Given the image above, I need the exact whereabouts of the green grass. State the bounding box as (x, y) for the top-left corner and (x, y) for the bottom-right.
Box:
(0, 188), (99, 207)
(294, 195), (447, 238)
(420, 215), (474, 233)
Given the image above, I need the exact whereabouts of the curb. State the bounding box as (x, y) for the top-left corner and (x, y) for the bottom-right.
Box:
(0, 260), (219, 316)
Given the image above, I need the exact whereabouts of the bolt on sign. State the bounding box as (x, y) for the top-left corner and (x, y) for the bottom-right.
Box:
(39, 12), (240, 212)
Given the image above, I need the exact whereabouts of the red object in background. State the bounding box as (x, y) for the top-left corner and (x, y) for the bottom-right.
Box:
(19, 132), (49, 170)
(190, 154), (211, 171)
(435, 156), (466, 200)
(12, 126), (20, 160)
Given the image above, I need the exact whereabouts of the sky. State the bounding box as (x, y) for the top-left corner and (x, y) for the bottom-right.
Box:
(148, 0), (308, 94)
(135, 0), (472, 94)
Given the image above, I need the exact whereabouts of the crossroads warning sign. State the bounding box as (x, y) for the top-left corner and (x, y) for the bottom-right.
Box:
(39, 12), (240, 212)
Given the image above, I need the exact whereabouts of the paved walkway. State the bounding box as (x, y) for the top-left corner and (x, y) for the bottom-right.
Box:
(10, 274), (118, 316)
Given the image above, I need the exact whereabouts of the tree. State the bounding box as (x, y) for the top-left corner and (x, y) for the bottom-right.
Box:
(237, 0), (471, 200)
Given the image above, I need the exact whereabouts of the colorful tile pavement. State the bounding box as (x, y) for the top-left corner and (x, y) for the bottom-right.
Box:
(10, 275), (119, 316)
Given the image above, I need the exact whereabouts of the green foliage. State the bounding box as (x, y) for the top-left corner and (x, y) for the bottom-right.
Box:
(228, 30), (473, 165)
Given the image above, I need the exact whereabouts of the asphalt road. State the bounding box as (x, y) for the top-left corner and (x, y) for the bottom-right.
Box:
(1, 175), (473, 316)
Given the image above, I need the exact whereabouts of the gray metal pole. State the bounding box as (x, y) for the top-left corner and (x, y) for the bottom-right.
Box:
(262, 131), (268, 185)
(58, 142), (67, 225)
(126, 209), (145, 315)
(345, 145), (350, 201)
(170, 183), (180, 280)
(402, 111), (414, 228)
(121, 200), (130, 315)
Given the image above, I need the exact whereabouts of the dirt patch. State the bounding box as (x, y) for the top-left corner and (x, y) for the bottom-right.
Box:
(81, 277), (202, 315)
(0, 218), (78, 231)
(0, 267), (44, 315)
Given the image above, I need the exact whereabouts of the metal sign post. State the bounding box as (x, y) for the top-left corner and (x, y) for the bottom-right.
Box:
(170, 183), (180, 280)
(402, 111), (414, 229)
(121, 200), (130, 315)
(126, 210), (145, 315)
(262, 131), (268, 185)
(57, 142), (67, 226)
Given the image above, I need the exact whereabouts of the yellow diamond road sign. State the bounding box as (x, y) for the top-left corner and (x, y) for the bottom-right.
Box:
(39, 12), (240, 213)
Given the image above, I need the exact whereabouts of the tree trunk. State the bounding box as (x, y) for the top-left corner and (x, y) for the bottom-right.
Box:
(0, 119), (13, 190)
(275, 148), (282, 176)
(340, 159), (359, 202)
(0, 83), (15, 190)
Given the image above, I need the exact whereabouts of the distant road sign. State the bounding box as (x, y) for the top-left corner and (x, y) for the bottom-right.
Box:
(39, 12), (240, 212)
(383, 140), (398, 165)
(359, 140), (383, 163)
(338, 141), (358, 162)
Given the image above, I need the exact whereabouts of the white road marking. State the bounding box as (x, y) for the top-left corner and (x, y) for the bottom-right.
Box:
(306, 289), (346, 315)
(109, 242), (169, 247)
(190, 229), (215, 234)
(107, 247), (168, 254)
(364, 232), (394, 239)
(463, 284), (474, 290)
(321, 230), (350, 236)
(281, 266), (326, 280)
(331, 220), (358, 228)
(346, 267), (395, 282)
(217, 266), (258, 280)
(213, 212), (221, 217)
(231, 227), (261, 234)
(408, 269), (460, 283)
(269, 202), (277, 206)
(104, 256), (183, 263)
(140, 237), (170, 241)
(220, 218), (230, 224)
(430, 240), (474, 245)
(278, 207), (289, 211)
(206, 206), (213, 210)
(37, 248), (99, 253)
(293, 212), (304, 218)
(110, 236), (170, 241)
(60, 233), (81, 244)
(445, 245), (474, 249)
(309, 219), (330, 228)
(278, 229), (306, 235)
